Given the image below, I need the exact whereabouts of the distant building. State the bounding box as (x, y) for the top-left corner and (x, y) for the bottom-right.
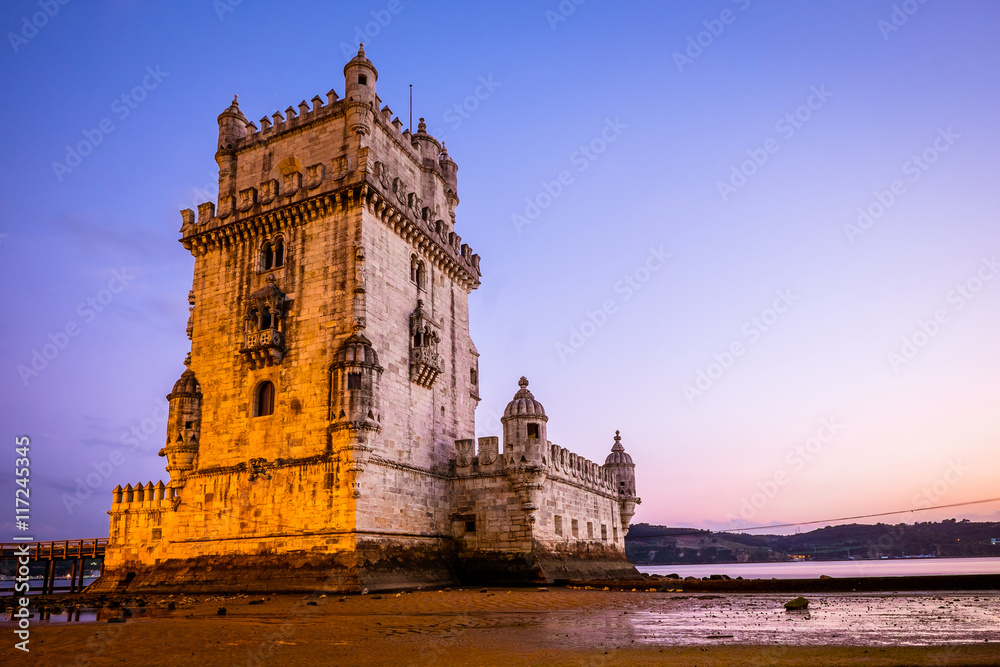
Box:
(93, 48), (640, 593)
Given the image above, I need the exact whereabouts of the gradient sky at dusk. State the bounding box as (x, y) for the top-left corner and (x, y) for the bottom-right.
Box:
(2, 1), (999, 540)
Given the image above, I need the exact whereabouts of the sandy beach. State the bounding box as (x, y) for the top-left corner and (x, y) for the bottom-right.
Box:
(4, 587), (999, 666)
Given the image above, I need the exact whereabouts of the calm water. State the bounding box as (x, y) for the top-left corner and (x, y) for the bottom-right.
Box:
(639, 556), (1000, 580)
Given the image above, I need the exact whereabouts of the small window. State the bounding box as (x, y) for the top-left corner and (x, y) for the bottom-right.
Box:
(601, 524), (608, 542)
(470, 368), (478, 385)
(185, 421), (193, 429)
(464, 519), (476, 533)
(527, 423), (540, 439)
(261, 242), (274, 271)
(554, 515), (563, 536)
(441, 406), (445, 416)
(613, 527), (618, 543)
(255, 381), (275, 416)
(587, 522), (594, 539)
(347, 372), (362, 390)
(274, 238), (285, 267)
(571, 519), (579, 538)
(358, 74), (367, 85)
(415, 261), (425, 290)
(151, 528), (162, 540)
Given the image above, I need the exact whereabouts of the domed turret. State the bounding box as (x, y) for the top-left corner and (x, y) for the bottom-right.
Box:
(439, 143), (459, 204)
(343, 43), (378, 103)
(217, 95), (249, 152)
(604, 431), (639, 532)
(159, 367), (203, 486)
(330, 331), (382, 430)
(216, 95), (250, 201)
(501, 377), (548, 467)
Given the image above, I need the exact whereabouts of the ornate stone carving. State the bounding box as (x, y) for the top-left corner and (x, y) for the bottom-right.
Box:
(237, 187), (257, 212)
(409, 299), (442, 388)
(240, 275), (287, 369)
(259, 179), (278, 204)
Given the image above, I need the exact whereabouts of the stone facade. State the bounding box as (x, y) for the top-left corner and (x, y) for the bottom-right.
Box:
(93, 48), (640, 594)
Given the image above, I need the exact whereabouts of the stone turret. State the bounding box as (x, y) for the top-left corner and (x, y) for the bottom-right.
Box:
(439, 143), (459, 212)
(216, 96), (250, 200)
(343, 44), (378, 135)
(501, 377), (548, 521)
(501, 377), (548, 467)
(604, 430), (640, 532)
(158, 367), (202, 486)
(330, 331), (383, 498)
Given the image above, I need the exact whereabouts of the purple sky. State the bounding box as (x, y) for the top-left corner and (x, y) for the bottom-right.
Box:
(2, 1), (999, 540)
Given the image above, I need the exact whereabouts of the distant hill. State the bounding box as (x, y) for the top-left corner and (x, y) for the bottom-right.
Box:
(625, 519), (1000, 565)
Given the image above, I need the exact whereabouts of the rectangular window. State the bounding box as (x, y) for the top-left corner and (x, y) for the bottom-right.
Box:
(571, 519), (579, 538)
(587, 522), (594, 539)
(601, 524), (608, 541)
(470, 368), (478, 385)
(554, 515), (563, 536)
(527, 423), (539, 439)
(151, 528), (162, 540)
(465, 519), (476, 533)
(347, 372), (362, 390)
(613, 527), (618, 543)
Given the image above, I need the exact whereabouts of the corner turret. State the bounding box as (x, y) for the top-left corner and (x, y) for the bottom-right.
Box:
(158, 366), (202, 487)
(604, 431), (640, 532)
(216, 96), (250, 200)
(501, 377), (548, 467)
(344, 44), (378, 135)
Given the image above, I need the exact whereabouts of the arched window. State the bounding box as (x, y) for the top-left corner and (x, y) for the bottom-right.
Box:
(247, 308), (259, 332)
(410, 255), (419, 284)
(415, 261), (425, 290)
(261, 242), (274, 271)
(255, 381), (275, 416)
(273, 237), (284, 267)
(261, 307), (272, 330)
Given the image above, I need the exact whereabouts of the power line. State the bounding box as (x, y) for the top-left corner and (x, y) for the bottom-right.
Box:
(631, 496), (1000, 540)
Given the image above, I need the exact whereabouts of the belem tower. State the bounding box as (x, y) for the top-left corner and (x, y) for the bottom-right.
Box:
(93, 47), (640, 593)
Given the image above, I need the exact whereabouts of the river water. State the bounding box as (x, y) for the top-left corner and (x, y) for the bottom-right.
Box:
(638, 556), (1000, 579)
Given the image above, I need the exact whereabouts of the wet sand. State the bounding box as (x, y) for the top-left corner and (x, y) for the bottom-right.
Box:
(4, 588), (999, 666)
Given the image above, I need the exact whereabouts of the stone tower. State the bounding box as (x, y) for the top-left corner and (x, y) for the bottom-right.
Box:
(96, 49), (638, 594)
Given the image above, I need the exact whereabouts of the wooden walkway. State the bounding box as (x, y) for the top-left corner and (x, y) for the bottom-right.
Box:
(1, 539), (106, 594)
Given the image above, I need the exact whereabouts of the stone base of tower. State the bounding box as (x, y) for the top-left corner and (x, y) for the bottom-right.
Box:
(454, 542), (638, 586)
(89, 537), (461, 595)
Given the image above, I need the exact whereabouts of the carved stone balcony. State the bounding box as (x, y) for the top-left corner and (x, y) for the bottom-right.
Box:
(410, 346), (442, 388)
(241, 328), (285, 369)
